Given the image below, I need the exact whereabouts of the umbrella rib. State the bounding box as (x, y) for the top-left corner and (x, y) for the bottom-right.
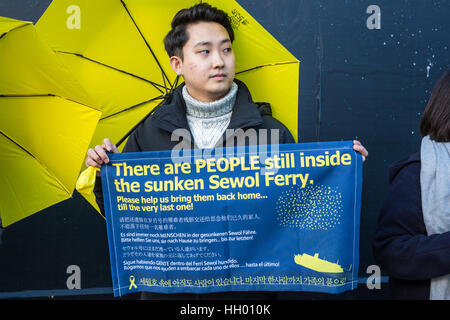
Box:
(111, 79), (182, 146)
(0, 22), (31, 40)
(55, 51), (167, 94)
(0, 94), (55, 98)
(0, 129), (71, 195)
(170, 75), (181, 92)
(120, 0), (172, 93)
(100, 95), (165, 121)
(0, 129), (36, 159)
(116, 98), (167, 147)
(235, 61), (299, 75)
(0, 94), (101, 113)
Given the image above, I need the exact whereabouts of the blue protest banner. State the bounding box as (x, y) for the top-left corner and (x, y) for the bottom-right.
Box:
(101, 141), (363, 297)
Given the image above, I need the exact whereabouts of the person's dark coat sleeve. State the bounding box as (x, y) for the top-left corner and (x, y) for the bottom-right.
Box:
(373, 161), (450, 281)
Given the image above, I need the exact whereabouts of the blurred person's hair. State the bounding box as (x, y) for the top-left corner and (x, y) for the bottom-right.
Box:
(420, 69), (450, 142)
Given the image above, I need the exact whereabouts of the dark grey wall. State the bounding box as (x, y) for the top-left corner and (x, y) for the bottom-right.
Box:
(1, 0), (448, 299)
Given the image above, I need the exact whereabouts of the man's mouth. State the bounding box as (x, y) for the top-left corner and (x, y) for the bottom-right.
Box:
(211, 73), (227, 79)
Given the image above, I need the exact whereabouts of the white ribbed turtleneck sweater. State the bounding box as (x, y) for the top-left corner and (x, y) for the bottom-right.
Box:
(183, 82), (237, 149)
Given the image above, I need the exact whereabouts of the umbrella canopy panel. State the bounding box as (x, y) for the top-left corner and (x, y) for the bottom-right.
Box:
(0, 17), (101, 227)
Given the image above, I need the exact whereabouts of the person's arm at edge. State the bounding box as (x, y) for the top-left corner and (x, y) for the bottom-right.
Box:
(373, 161), (450, 280)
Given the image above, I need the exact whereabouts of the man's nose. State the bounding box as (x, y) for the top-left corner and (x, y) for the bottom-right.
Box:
(212, 51), (225, 68)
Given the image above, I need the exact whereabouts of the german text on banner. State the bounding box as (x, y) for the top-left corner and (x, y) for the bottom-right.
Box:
(101, 141), (363, 297)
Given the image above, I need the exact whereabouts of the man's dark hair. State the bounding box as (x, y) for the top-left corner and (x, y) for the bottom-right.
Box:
(420, 69), (450, 142)
(164, 3), (234, 59)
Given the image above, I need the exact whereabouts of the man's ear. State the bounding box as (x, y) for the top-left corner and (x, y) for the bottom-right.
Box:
(170, 56), (183, 76)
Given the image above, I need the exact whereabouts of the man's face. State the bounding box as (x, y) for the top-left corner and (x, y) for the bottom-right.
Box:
(173, 21), (236, 102)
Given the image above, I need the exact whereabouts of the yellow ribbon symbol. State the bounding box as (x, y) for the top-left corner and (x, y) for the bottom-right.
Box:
(129, 275), (137, 290)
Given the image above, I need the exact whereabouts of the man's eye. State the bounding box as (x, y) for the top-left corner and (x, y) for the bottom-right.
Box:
(200, 50), (209, 54)
(224, 47), (232, 53)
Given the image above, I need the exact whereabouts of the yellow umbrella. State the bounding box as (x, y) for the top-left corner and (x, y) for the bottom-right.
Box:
(0, 16), (102, 227)
(36, 0), (299, 213)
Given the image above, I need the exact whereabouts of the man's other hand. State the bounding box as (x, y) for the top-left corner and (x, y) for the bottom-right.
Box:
(353, 140), (368, 162)
(85, 138), (120, 170)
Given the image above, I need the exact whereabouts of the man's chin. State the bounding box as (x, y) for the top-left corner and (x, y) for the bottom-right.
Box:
(208, 88), (232, 100)
(210, 81), (234, 94)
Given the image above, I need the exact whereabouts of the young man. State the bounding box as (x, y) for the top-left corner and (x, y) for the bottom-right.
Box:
(86, 3), (368, 299)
